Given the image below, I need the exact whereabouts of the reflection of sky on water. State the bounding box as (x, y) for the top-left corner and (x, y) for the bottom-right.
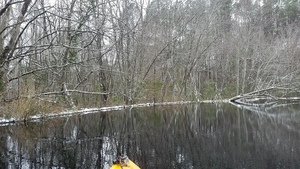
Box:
(102, 137), (117, 169)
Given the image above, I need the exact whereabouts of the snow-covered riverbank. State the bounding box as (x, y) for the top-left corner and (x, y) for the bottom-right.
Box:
(0, 101), (198, 126)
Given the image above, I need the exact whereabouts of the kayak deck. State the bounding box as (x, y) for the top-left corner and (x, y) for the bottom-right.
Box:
(110, 159), (141, 169)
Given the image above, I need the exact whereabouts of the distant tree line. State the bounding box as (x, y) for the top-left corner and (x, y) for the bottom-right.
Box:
(0, 0), (300, 108)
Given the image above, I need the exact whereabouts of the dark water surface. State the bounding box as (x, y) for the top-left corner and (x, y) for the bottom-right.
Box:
(1, 103), (300, 169)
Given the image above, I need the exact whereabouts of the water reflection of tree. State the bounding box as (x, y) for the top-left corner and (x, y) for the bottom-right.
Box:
(1, 104), (300, 168)
(0, 113), (114, 168)
(176, 104), (300, 168)
(121, 104), (300, 168)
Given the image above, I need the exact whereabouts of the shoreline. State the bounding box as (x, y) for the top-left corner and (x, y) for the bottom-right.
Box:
(0, 100), (204, 126)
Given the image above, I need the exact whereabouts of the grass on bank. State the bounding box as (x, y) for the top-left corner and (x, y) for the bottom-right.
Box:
(0, 79), (239, 121)
(0, 98), (65, 120)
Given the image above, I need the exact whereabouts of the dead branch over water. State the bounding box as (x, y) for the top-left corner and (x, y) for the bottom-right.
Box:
(230, 87), (300, 107)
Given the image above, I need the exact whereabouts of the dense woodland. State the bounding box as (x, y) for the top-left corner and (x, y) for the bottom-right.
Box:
(1, 0), (300, 109)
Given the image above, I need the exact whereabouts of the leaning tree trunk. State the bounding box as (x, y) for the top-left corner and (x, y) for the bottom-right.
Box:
(0, 0), (32, 97)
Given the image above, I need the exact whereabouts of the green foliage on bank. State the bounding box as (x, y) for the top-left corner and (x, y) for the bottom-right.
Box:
(201, 80), (216, 100)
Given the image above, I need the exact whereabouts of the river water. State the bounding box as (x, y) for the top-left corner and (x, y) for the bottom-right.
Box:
(1, 103), (300, 169)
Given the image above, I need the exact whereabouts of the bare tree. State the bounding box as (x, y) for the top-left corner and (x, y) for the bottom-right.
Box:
(0, 0), (299, 109)
(0, 0), (32, 96)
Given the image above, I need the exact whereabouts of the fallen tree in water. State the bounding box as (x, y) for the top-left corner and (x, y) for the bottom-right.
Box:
(0, 101), (196, 126)
(229, 86), (300, 107)
(1, 86), (299, 126)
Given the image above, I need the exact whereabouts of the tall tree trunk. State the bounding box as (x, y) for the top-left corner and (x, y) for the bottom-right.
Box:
(0, 0), (31, 96)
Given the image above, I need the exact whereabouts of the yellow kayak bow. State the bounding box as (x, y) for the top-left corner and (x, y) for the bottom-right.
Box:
(110, 155), (141, 169)
(110, 159), (141, 169)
